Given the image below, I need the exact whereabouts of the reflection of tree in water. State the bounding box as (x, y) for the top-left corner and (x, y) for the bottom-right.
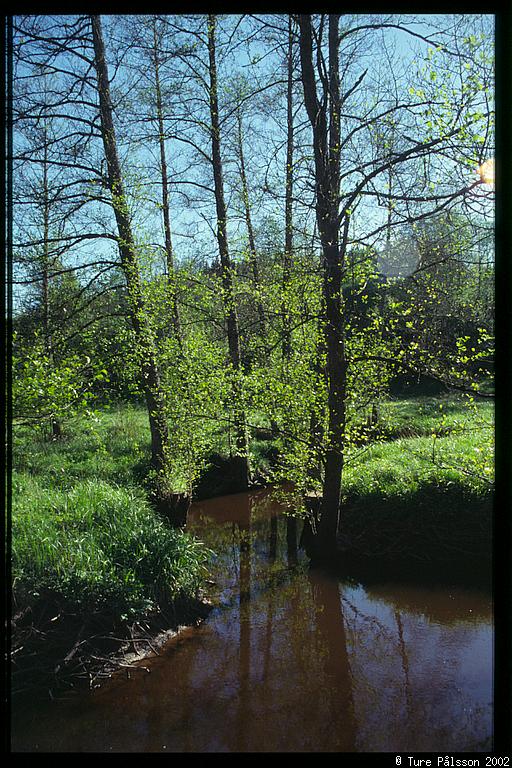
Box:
(341, 586), (492, 751)
(125, 492), (492, 753)
(236, 494), (251, 752)
(394, 610), (412, 723)
(193, 491), (490, 751)
(286, 516), (298, 567)
(12, 488), (492, 752)
(216, 493), (359, 751)
(307, 568), (357, 751)
(269, 515), (278, 562)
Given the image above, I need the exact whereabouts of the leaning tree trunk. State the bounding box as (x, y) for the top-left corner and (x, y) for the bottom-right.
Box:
(207, 14), (250, 489)
(91, 15), (185, 521)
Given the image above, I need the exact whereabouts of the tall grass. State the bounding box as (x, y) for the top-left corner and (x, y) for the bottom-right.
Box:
(12, 477), (210, 618)
(12, 407), (211, 624)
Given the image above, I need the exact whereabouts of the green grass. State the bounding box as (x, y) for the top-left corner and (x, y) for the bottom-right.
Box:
(12, 477), (209, 618)
(345, 425), (493, 498)
(338, 397), (494, 574)
(376, 395), (494, 441)
(344, 396), (493, 511)
(13, 407), (151, 490)
(12, 396), (493, 614)
(12, 407), (211, 632)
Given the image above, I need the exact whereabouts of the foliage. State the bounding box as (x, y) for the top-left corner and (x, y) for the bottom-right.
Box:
(12, 331), (108, 436)
(10, 13), (494, 557)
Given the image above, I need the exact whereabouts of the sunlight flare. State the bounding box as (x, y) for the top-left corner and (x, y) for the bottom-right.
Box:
(477, 158), (494, 186)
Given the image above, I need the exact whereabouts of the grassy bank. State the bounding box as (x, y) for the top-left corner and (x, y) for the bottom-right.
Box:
(339, 396), (493, 582)
(10, 395), (493, 692)
(11, 410), (212, 695)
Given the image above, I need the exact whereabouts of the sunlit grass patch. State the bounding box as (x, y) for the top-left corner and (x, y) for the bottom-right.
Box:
(13, 406), (151, 489)
(345, 426), (493, 500)
(12, 477), (210, 617)
(339, 410), (493, 574)
(377, 395), (493, 440)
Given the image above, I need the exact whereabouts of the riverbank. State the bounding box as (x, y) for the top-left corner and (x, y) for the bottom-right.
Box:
(11, 488), (493, 753)
(10, 477), (211, 697)
(10, 395), (493, 696)
(342, 399), (493, 584)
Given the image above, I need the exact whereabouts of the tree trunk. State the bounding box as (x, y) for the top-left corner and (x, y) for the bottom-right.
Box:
(282, 15), (295, 362)
(236, 108), (267, 342)
(298, 14), (347, 557)
(91, 15), (176, 510)
(41, 109), (61, 440)
(151, 17), (183, 348)
(207, 14), (250, 488)
(237, 106), (281, 440)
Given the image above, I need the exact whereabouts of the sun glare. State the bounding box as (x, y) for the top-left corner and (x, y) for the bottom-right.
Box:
(477, 158), (494, 186)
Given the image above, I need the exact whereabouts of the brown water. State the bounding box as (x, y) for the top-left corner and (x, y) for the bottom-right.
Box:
(11, 488), (493, 752)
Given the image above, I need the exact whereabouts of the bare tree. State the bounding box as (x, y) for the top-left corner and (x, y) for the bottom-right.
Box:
(149, 15), (183, 347)
(207, 13), (251, 488)
(91, 15), (186, 519)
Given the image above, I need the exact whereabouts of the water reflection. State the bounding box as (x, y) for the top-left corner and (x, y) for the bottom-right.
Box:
(394, 609), (413, 723)
(307, 568), (357, 750)
(11, 488), (492, 752)
(286, 516), (298, 566)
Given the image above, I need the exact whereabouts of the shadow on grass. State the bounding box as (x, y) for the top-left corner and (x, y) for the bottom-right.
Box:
(303, 484), (493, 589)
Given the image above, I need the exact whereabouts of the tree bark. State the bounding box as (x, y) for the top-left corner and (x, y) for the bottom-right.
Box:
(236, 108), (267, 341)
(282, 15), (295, 362)
(236, 106), (281, 440)
(207, 14), (250, 488)
(298, 14), (347, 556)
(151, 17), (183, 348)
(41, 129), (61, 439)
(91, 15), (173, 499)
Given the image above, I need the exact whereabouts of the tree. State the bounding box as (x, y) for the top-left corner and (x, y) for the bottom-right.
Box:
(206, 14), (251, 488)
(146, 14), (184, 347)
(90, 15), (185, 517)
(282, 15), (296, 363)
(297, 13), (494, 557)
(297, 14), (348, 555)
(10, 13), (493, 545)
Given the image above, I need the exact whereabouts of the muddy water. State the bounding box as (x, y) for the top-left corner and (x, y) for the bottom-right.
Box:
(11, 488), (493, 752)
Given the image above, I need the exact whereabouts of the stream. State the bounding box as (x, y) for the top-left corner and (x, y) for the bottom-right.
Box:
(11, 487), (493, 752)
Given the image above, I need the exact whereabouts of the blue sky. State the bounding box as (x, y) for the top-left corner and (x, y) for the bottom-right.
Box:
(11, 13), (494, 312)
